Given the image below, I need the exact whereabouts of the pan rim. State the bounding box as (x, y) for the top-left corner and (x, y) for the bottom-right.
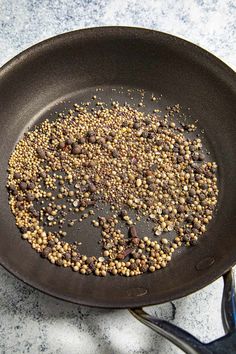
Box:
(0, 257), (235, 309)
(0, 26), (236, 308)
(1, 26), (235, 77)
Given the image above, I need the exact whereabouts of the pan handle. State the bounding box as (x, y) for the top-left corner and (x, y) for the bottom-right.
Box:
(221, 269), (236, 333)
(129, 269), (236, 354)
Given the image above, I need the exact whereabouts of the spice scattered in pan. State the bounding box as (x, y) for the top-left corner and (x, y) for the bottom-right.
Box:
(7, 96), (218, 276)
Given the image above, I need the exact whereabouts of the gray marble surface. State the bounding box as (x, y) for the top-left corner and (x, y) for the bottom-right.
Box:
(0, 1), (235, 353)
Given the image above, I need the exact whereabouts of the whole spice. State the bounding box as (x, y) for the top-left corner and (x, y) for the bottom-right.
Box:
(6, 97), (218, 277)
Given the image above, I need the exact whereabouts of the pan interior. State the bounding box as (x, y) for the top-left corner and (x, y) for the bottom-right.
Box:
(25, 85), (217, 256)
(0, 27), (235, 308)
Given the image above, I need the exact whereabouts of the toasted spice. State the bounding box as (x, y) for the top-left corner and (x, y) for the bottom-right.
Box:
(6, 97), (218, 276)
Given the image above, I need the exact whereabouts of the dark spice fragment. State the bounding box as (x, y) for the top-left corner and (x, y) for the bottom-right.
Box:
(16, 195), (24, 202)
(190, 239), (198, 246)
(72, 146), (81, 155)
(186, 197), (193, 204)
(71, 255), (81, 263)
(41, 247), (52, 258)
(129, 225), (138, 238)
(177, 205), (185, 213)
(39, 171), (46, 178)
(27, 182), (35, 190)
(186, 215), (194, 223)
(19, 181), (27, 190)
(133, 122), (140, 130)
(58, 141), (66, 149)
(14, 172), (21, 179)
(130, 263), (137, 270)
(147, 132), (155, 139)
(26, 193), (35, 201)
(87, 130), (95, 137)
(36, 147), (46, 159)
(123, 248), (133, 257)
(189, 189), (196, 197)
(63, 252), (71, 261)
(56, 259), (64, 266)
(89, 136), (96, 144)
(140, 264), (148, 273)
(65, 138), (73, 145)
(78, 137), (86, 144)
(198, 153), (205, 161)
(20, 226), (28, 233)
(88, 182), (96, 193)
(131, 237), (140, 245)
(112, 150), (118, 158)
(142, 131), (149, 138)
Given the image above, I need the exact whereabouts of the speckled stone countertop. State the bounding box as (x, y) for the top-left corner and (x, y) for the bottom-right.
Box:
(0, 1), (235, 353)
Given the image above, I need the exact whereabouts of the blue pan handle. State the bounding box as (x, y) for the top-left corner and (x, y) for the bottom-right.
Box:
(129, 269), (236, 354)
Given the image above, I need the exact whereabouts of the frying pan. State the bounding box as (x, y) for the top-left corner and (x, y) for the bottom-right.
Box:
(0, 27), (236, 353)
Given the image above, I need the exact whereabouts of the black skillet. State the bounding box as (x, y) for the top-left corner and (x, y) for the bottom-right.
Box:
(0, 27), (236, 353)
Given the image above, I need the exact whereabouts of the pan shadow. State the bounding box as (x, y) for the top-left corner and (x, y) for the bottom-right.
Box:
(1, 265), (230, 353)
(0, 266), (185, 354)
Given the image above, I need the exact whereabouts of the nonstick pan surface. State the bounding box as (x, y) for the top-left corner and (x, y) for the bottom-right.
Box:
(0, 27), (236, 308)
